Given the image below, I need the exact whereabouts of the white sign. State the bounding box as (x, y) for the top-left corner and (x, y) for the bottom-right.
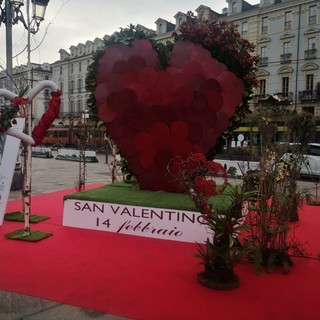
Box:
(0, 118), (25, 225)
(63, 199), (211, 243)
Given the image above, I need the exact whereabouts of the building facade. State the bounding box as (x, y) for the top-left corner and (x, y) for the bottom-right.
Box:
(50, 36), (108, 123)
(0, 63), (52, 123)
(154, 0), (320, 117)
(1, 0), (319, 127)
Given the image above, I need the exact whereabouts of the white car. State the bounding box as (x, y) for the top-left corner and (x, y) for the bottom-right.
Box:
(300, 143), (320, 178)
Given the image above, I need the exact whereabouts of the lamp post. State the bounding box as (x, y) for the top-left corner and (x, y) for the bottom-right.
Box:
(0, 0), (49, 235)
(0, 0), (49, 92)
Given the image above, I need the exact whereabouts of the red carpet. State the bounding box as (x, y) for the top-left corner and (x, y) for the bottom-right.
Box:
(0, 185), (320, 320)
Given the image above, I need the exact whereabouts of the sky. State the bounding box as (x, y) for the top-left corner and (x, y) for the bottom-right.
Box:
(0, 0), (257, 68)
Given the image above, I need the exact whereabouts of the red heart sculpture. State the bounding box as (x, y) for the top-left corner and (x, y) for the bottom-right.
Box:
(95, 40), (244, 192)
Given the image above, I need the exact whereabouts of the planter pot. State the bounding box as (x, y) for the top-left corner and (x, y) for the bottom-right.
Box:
(197, 270), (239, 290)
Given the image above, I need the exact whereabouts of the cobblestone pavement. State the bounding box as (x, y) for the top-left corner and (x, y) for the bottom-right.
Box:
(9, 151), (115, 200)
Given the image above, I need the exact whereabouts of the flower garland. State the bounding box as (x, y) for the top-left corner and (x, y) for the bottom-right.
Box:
(0, 90), (61, 146)
(32, 90), (61, 146)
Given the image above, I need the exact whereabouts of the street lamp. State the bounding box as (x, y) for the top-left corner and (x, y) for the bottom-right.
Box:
(0, 0), (50, 91)
(0, 0), (49, 32)
(0, 0), (49, 236)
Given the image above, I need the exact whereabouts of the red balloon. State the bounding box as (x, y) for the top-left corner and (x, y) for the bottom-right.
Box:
(139, 67), (158, 87)
(134, 132), (157, 152)
(95, 39), (245, 192)
(112, 60), (129, 75)
(98, 103), (116, 123)
(140, 148), (156, 169)
(122, 71), (138, 88)
(128, 55), (147, 73)
(182, 61), (203, 78)
(170, 120), (189, 139)
(150, 122), (170, 137)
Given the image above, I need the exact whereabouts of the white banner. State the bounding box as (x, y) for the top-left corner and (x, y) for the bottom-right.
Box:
(0, 118), (25, 225)
(63, 199), (211, 243)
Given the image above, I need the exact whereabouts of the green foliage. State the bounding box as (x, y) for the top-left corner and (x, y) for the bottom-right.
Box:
(194, 184), (256, 276)
(0, 104), (19, 132)
(287, 112), (317, 148)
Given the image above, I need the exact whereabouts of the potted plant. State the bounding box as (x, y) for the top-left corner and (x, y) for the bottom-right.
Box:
(173, 153), (255, 289)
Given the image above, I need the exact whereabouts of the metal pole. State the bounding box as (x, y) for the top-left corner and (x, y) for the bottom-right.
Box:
(5, 0), (13, 92)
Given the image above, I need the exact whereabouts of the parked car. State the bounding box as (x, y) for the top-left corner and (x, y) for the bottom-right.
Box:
(300, 143), (320, 178)
(281, 143), (320, 178)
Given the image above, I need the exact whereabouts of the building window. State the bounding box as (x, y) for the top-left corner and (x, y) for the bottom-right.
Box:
(261, 17), (268, 34)
(309, 5), (317, 25)
(260, 46), (268, 65)
(284, 11), (292, 30)
(158, 23), (164, 33)
(232, 2), (237, 13)
(78, 78), (82, 91)
(60, 82), (64, 92)
(283, 42), (291, 54)
(70, 80), (74, 93)
(79, 62), (82, 72)
(306, 74), (314, 91)
(59, 66), (62, 76)
(264, 0), (270, 4)
(259, 79), (266, 96)
(282, 77), (289, 98)
(71, 64), (74, 74)
(281, 42), (292, 63)
(77, 100), (82, 112)
(70, 100), (75, 113)
(242, 22), (248, 38)
(308, 37), (316, 50)
(305, 37), (317, 59)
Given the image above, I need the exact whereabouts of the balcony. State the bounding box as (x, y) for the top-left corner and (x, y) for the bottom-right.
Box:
(305, 49), (317, 59)
(258, 57), (268, 66)
(298, 90), (320, 102)
(280, 53), (292, 63)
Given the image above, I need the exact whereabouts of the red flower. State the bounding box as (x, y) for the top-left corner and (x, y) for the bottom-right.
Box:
(11, 97), (29, 108)
(194, 176), (217, 197)
(182, 153), (207, 175)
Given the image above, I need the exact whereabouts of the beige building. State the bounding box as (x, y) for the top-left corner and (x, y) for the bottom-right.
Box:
(154, 0), (320, 118)
(3, 1), (318, 130)
(0, 62), (52, 123)
(50, 36), (108, 123)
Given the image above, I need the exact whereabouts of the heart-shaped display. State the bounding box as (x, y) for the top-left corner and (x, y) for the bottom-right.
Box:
(95, 40), (244, 192)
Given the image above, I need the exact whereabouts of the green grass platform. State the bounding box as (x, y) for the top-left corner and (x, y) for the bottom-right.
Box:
(64, 182), (199, 211)
(4, 229), (53, 242)
(4, 211), (50, 223)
